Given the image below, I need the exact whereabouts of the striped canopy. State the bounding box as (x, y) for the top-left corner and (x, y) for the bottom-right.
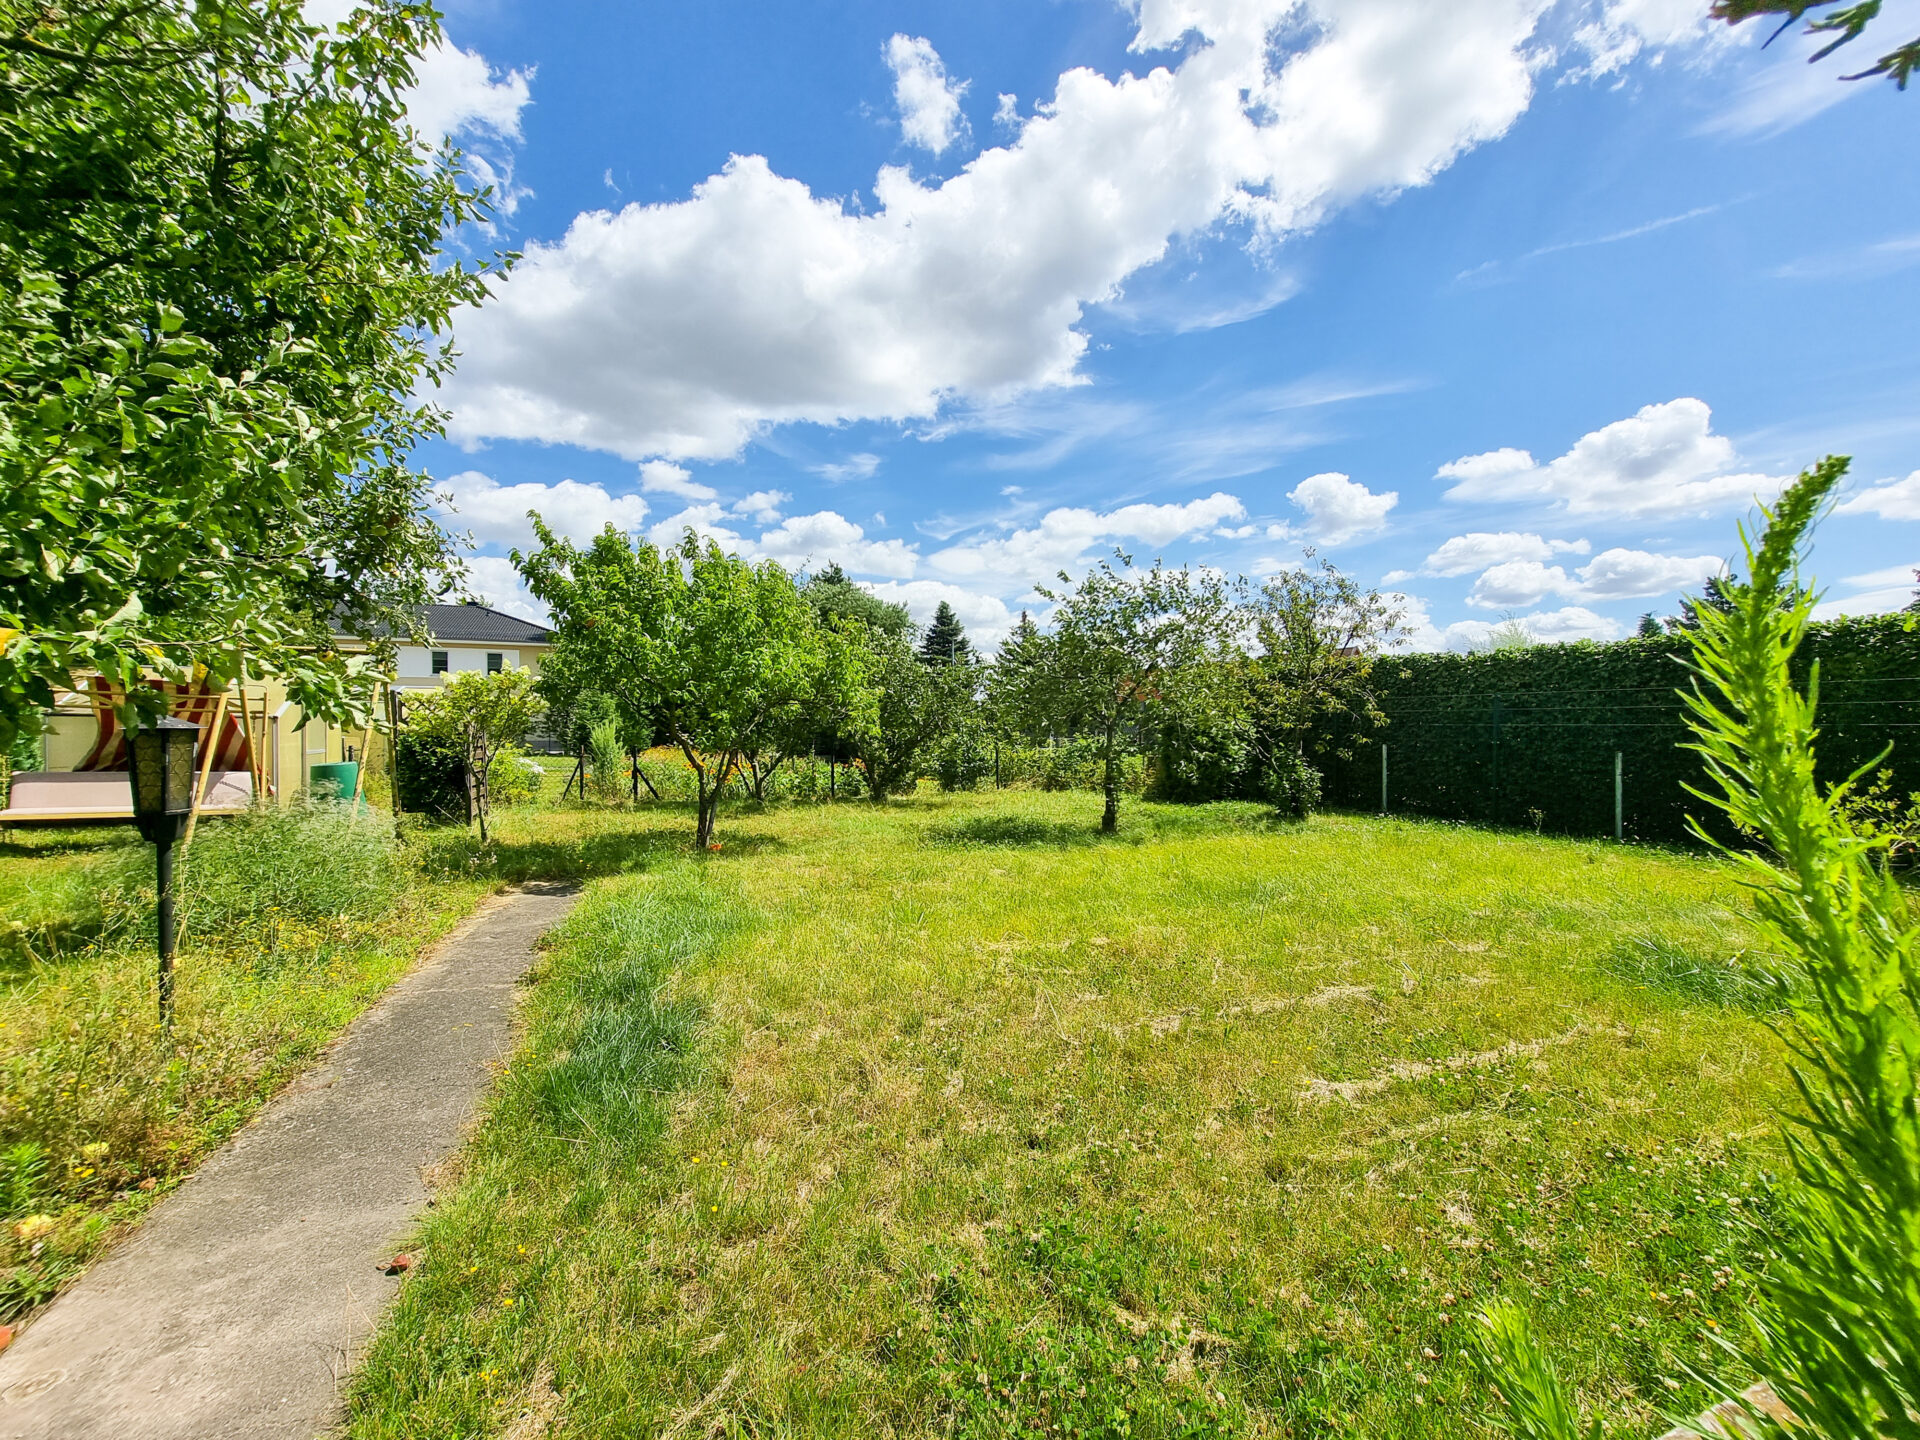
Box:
(75, 677), (253, 774)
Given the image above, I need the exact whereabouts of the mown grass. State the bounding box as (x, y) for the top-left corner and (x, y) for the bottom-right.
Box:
(347, 789), (1785, 1438)
(0, 803), (491, 1319)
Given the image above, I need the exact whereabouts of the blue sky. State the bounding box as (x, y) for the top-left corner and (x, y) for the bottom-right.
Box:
(384, 0), (1920, 648)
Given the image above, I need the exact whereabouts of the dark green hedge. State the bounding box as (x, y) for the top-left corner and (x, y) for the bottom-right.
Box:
(394, 730), (468, 823)
(1315, 615), (1920, 845)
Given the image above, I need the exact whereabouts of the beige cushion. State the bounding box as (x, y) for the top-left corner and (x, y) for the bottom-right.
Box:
(3, 770), (253, 816)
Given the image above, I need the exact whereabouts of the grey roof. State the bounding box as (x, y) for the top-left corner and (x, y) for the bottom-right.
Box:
(336, 601), (553, 645)
(417, 602), (553, 644)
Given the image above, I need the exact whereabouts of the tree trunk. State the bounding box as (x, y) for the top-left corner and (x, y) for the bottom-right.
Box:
(471, 730), (490, 844)
(1101, 723), (1119, 833)
(695, 771), (715, 848)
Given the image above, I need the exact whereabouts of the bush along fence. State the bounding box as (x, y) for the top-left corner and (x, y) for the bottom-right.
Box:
(1314, 615), (1919, 845)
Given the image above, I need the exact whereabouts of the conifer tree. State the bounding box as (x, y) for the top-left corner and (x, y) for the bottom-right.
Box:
(998, 611), (1042, 668)
(919, 602), (971, 665)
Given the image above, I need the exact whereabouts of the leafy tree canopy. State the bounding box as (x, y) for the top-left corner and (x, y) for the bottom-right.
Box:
(518, 524), (873, 847)
(1242, 559), (1405, 790)
(1003, 556), (1236, 832)
(800, 562), (910, 638)
(0, 0), (505, 746)
(849, 627), (975, 799)
(405, 667), (542, 842)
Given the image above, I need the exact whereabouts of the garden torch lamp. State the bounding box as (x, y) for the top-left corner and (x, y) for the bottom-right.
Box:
(127, 715), (199, 1027)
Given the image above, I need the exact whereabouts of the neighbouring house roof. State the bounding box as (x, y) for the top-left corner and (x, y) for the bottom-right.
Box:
(415, 602), (554, 645)
(336, 601), (554, 646)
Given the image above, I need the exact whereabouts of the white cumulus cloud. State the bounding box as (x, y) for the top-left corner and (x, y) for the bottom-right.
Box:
(1284, 472), (1397, 544)
(1837, 470), (1920, 520)
(435, 470), (648, 551)
(1439, 398), (1784, 517)
(307, 3), (531, 143)
(887, 34), (970, 154)
(1390, 530), (1589, 580)
(752, 511), (920, 578)
(644, 506), (921, 580)
(1465, 547), (1723, 607)
(439, 0), (1552, 461)
(405, 42), (533, 143)
(731, 490), (791, 524)
(1391, 594), (1622, 651)
(928, 493), (1247, 586)
(638, 460), (719, 502)
(1568, 0), (1727, 81)
(862, 581), (1019, 648)
(1812, 563), (1917, 620)
(460, 555), (550, 625)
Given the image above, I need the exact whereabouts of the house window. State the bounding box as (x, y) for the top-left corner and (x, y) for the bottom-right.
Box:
(431, 650), (449, 674)
(487, 652), (503, 674)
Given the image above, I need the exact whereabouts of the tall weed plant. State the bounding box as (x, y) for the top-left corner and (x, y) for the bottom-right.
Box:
(1470, 457), (1920, 1437)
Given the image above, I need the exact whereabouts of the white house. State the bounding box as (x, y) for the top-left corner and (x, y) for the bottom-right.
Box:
(386, 602), (555, 691)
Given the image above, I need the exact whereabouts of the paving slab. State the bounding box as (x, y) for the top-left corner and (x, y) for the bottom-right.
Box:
(0, 881), (580, 1440)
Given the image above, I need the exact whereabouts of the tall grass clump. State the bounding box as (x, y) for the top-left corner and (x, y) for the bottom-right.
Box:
(1602, 936), (1777, 1012)
(1472, 456), (1920, 1437)
(173, 797), (403, 953)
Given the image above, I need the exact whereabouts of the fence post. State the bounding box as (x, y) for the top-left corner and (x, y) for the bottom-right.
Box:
(1380, 743), (1388, 815)
(1614, 750), (1623, 842)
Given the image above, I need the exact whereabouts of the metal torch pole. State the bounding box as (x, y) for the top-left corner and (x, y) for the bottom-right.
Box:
(156, 831), (177, 1028)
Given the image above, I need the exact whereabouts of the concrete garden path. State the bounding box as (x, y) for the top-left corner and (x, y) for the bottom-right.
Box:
(0, 881), (581, 1440)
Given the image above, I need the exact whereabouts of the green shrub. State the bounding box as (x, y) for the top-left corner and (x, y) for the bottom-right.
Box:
(486, 745), (545, 806)
(588, 720), (624, 802)
(994, 740), (1147, 794)
(934, 728), (993, 791)
(395, 728), (467, 821)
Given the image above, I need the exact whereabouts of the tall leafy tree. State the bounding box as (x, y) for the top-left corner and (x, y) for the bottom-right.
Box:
(1004, 557), (1235, 833)
(847, 628), (973, 800)
(0, 0), (504, 747)
(986, 609), (1045, 743)
(918, 601), (971, 665)
(518, 524), (871, 848)
(1239, 559), (1406, 816)
(801, 562), (911, 638)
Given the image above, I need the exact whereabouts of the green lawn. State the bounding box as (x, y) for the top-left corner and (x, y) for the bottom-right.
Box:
(346, 790), (1783, 1438)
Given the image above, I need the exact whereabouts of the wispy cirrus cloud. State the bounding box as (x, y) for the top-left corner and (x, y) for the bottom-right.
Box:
(1770, 232), (1920, 281)
(1457, 202), (1728, 284)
